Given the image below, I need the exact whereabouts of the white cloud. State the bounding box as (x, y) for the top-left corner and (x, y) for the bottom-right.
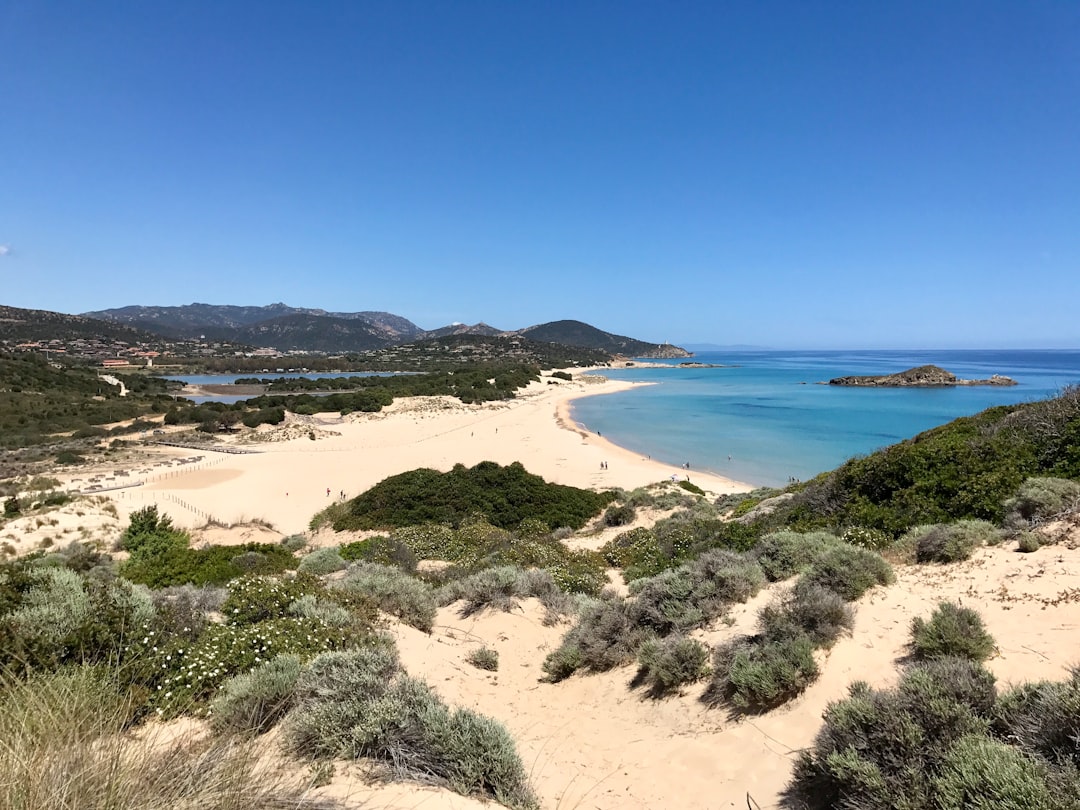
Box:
(0, 245), (10, 257)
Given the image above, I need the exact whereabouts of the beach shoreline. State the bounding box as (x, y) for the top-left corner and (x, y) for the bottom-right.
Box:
(74, 370), (753, 535)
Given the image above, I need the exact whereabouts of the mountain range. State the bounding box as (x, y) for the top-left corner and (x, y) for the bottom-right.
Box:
(80, 303), (689, 357)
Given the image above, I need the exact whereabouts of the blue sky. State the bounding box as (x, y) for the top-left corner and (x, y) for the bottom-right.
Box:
(2, 1), (1078, 348)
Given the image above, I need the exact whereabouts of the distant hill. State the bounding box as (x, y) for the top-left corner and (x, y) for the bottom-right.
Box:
(517, 320), (690, 358)
(0, 305), (169, 347)
(81, 303), (687, 357)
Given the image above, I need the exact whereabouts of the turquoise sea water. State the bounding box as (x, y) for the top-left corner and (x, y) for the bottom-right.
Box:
(570, 350), (1080, 488)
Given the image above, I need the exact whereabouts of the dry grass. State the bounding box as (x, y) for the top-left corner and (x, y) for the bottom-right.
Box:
(0, 666), (341, 810)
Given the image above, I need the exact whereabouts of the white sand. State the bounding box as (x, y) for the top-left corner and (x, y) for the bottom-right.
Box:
(100, 373), (752, 535)
(16, 372), (1080, 808)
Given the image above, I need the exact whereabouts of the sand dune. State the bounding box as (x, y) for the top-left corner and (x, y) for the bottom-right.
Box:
(307, 540), (1080, 809)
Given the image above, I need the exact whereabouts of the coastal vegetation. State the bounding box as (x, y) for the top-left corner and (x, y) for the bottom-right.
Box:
(0, 507), (540, 808)
(752, 384), (1080, 538)
(784, 610), (1080, 809)
(2, 375), (1080, 807)
(320, 461), (616, 532)
(0, 353), (177, 450)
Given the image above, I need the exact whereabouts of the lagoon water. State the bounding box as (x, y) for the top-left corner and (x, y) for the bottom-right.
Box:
(572, 350), (1080, 488)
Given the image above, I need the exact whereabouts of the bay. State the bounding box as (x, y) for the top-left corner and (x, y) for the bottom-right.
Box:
(571, 350), (1080, 488)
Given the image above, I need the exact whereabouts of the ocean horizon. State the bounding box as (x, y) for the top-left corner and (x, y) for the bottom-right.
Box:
(571, 349), (1080, 488)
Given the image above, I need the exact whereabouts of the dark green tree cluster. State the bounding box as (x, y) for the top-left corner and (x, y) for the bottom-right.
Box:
(331, 461), (616, 532)
(0, 353), (175, 447)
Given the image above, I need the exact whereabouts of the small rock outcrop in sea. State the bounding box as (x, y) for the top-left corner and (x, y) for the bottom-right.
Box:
(827, 364), (1018, 387)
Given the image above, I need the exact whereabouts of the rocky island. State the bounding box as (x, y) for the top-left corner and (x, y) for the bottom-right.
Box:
(828, 364), (1017, 387)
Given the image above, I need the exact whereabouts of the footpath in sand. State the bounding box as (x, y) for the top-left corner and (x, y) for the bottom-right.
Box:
(104, 373), (751, 535)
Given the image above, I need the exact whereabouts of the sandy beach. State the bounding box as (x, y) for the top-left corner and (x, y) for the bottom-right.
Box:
(7, 370), (1080, 809)
(96, 372), (752, 536)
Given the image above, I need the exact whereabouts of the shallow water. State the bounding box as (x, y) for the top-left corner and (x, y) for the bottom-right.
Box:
(570, 350), (1080, 487)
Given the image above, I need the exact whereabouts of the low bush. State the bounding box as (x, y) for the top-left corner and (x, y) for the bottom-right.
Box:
(138, 614), (354, 718)
(339, 534), (418, 572)
(602, 503), (636, 527)
(751, 530), (839, 582)
(761, 582), (854, 648)
(437, 566), (574, 620)
(706, 631), (818, 712)
(801, 544), (893, 601)
(210, 653), (303, 736)
(1004, 477), (1080, 529)
(1016, 531), (1045, 552)
(280, 534), (307, 552)
(221, 575), (316, 626)
(1, 568), (156, 673)
(783, 657), (998, 809)
(915, 520), (999, 564)
(677, 480), (706, 496)
(542, 594), (648, 682)
(993, 667), (1080, 766)
(334, 461), (614, 532)
(284, 646), (537, 808)
(934, 733), (1055, 810)
(910, 602), (996, 662)
(634, 635), (710, 697)
(329, 563), (437, 632)
(465, 647), (499, 671)
(297, 547), (347, 575)
(628, 549), (765, 635)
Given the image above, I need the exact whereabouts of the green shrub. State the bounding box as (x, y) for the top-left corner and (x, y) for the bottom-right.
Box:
(297, 547), (347, 575)
(840, 525), (892, 551)
(801, 544), (894, 601)
(1004, 477), (1080, 529)
(601, 527), (665, 579)
(677, 480), (706, 496)
(634, 635), (710, 697)
(140, 615), (353, 718)
(339, 534), (418, 572)
(915, 520), (999, 564)
(280, 534), (307, 552)
(465, 647), (499, 671)
(437, 566), (573, 619)
(542, 594), (648, 681)
(1016, 531), (1045, 552)
(911, 602), (996, 662)
(993, 667), (1080, 766)
(762, 581), (854, 648)
(329, 563), (437, 632)
(389, 523), (457, 560)
(602, 503), (636, 527)
(751, 530), (839, 582)
(284, 646), (537, 808)
(628, 549), (765, 635)
(1, 568), (155, 673)
(210, 653), (303, 736)
(707, 631), (818, 712)
(221, 575), (316, 625)
(934, 734), (1055, 810)
(334, 461), (614, 531)
(784, 658), (997, 809)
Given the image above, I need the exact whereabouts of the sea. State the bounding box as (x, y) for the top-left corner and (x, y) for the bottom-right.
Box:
(570, 350), (1080, 488)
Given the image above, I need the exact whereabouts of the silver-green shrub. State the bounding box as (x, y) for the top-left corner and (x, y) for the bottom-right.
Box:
(297, 547), (347, 575)
(1005, 477), (1080, 530)
(330, 563), (437, 632)
(210, 653), (302, 736)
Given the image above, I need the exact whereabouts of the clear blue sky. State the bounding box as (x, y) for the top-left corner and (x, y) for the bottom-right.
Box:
(2, 1), (1078, 348)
